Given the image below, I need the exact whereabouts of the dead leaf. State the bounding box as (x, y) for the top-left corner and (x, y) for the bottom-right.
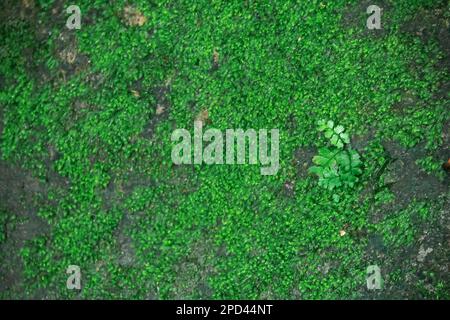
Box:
(195, 109), (209, 124)
(156, 104), (165, 115)
(59, 48), (78, 64)
(417, 246), (433, 262)
(22, 0), (34, 8)
(123, 6), (147, 26)
(213, 48), (219, 64)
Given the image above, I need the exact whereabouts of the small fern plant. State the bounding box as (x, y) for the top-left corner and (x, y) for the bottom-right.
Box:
(309, 120), (362, 190)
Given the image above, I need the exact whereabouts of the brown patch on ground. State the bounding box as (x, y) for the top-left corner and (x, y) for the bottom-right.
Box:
(195, 109), (210, 125)
(122, 5), (147, 27)
(54, 30), (90, 82)
(211, 48), (220, 72)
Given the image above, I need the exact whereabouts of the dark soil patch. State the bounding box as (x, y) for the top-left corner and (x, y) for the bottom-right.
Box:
(171, 236), (217, 299)
(0, 103), (68, 297)
(379, 140), (446, 211)
(0, 160), (50, 296)
(352, 127), (377, 153)
(115, 212), (136, 268)
(361, 195), (449, 299)
(142, 84), (172, 140)
(293, 146), (316, 179)
(359, 138), (449, 299)
(54, 30), (90, 82)
(400, 3), (450, 59)
(400, 2), (450, 101)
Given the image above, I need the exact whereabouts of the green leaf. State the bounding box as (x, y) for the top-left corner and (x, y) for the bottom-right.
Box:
(311, 120), (362, 190)
(317, 119), (327, 130)
(340, 133), (350, 144)
(334, 125), (344, 134)
(327, 120), (334, 129)
(312, 155), (329, 166)
(324, 130), (333, 139)
(332, 194), (340, 203)
(308, 166), (323, 175)
(330, 134), (339, 146)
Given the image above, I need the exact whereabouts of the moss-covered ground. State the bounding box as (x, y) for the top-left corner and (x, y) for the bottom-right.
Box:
(0, 0), (449, 299)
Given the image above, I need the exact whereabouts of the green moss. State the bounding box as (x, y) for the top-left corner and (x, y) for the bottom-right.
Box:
(0, 0), (448, 299)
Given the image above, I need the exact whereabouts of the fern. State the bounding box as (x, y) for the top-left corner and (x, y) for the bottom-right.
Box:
(309, 120), (362, 190)
(317, 119), (350, 149)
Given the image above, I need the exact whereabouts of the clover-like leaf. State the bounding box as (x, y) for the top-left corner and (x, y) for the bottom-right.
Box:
(334, 125), (345, 134)
(318, 119), (327, 131)
(330, 134), (339, 146)
(340, 133), (350, 144)
(327, 120), (334, 129)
